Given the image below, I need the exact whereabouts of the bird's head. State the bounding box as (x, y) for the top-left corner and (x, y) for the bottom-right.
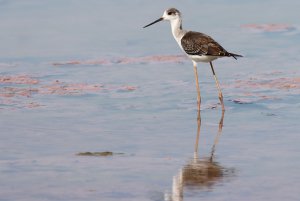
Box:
(163, 8), (181, 21)
(143, 8), (181, 28)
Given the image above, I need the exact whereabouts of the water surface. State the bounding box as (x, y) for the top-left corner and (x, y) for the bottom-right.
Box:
(1, 0), (300, 201)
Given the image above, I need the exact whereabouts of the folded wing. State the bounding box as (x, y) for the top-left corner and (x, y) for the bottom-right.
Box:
(181, 31), (231, 57)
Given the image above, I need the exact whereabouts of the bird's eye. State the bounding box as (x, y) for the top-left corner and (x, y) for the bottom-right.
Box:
(167, 12), (172, 15)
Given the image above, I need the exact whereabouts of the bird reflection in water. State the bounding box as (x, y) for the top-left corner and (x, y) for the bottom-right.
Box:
(165, 111), (235, 201)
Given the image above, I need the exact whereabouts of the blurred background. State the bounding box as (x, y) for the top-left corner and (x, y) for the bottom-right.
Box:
(0, 1), (300, 201)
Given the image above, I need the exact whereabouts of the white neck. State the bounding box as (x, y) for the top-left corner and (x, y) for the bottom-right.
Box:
(170, 18), (186, 45)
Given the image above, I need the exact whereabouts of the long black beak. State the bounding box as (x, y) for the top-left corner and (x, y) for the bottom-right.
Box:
(143, 17), (163, 28)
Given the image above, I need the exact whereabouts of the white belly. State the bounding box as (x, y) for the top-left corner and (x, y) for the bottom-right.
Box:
(188, 55), (221, 63)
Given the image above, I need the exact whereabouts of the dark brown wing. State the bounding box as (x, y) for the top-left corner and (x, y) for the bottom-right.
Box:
(181, 31), (230, 57)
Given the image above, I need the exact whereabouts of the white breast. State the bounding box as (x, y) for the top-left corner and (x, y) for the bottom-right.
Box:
(188, 55), (221, 63)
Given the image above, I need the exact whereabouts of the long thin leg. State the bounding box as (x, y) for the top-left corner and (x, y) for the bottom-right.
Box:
(194, 109), (201, 161)
(194, 110), (201, 154)
(209, 62), (225, 111)
(193, 61), (201, 111)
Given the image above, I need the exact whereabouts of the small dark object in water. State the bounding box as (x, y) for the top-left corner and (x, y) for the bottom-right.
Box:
(76, 151), (124, 157)
(261, 112), (276, 116)
(230, 99), (253, 104)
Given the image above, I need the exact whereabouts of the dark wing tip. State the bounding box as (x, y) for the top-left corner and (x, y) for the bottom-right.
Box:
(229, 53), (243, 60)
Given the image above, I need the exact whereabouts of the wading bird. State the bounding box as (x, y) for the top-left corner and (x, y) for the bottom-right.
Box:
(143, 8), (242, 111)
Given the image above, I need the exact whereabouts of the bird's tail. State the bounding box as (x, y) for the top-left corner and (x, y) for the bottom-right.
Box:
(229, 52), (243, 60)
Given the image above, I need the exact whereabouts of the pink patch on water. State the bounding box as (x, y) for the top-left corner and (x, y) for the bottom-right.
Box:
(0, 72), (141, 109)
(0, 75), (39, 85)
(115, 55), (186, 64)
(120, 85), (137, 91)
(0, 87), (38, 98)
(41, 81), (103, 95)
(225, 73), (300, 104)
(233, 77), (300, 90)
(53, 59), (111, 66)
(241, 24), (295, 33)
(52, 55), (187, 66)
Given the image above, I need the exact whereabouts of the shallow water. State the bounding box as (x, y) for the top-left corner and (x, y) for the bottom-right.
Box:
(1, 0), (300, 201)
